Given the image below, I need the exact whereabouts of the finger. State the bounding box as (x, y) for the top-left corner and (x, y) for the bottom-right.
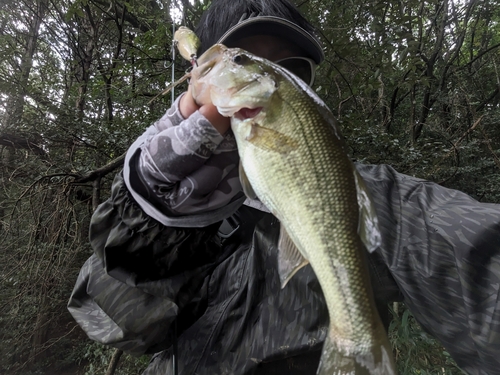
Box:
(179, 87), (200, 119)
(199, 104), (231, 134)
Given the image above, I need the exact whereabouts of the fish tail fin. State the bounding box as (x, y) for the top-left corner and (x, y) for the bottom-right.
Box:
(316, 334), (397, 375)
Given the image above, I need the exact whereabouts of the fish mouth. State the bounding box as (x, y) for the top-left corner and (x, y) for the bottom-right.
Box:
(235, 107), (263, 120)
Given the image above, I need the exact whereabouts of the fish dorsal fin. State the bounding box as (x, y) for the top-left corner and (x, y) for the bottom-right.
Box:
(277, 224), (309, 288)
(354, 169), (382, 253)
(246, 121), (298, 154)
(239, 162), (257, 199)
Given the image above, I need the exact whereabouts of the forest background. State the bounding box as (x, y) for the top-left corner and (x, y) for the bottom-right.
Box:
(0, 0), (498, 373)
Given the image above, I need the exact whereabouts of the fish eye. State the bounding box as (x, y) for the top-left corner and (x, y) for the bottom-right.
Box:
(233, 54), (244, 64)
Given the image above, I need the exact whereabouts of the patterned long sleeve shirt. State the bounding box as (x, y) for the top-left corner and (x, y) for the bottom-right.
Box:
(123, 94), (246, 227)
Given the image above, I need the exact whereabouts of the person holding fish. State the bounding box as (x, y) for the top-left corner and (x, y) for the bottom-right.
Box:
(68, 0), (500, 374)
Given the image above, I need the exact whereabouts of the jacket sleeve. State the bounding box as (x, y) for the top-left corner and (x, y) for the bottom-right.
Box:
(68, 172), (224, 355)
(358, 163), (500, 374)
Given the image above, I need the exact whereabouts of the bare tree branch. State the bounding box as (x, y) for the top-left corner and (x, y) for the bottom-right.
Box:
(73, 152), (125, 183)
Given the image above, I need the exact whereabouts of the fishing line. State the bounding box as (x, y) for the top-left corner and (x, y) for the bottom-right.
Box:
(171, 21), (176, 105)
(170, 8), (178, 375)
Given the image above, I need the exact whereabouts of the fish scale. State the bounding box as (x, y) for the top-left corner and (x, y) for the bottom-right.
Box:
(189, 43), (397, 375)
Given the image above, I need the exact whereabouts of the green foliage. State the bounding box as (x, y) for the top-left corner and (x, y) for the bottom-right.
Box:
(310, 0), (500, 200)
(82, 344), (150, 375)
(389, 305), (466, 375)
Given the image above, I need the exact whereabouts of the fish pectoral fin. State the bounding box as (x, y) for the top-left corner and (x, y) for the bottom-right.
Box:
(277, 225), (309, 288)
(354, 169), (382, 253)
(246, 122), (298, 154)
(239, 162), (257, 199)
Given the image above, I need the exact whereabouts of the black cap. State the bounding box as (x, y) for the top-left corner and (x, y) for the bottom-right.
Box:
(217, 15), (324, 65)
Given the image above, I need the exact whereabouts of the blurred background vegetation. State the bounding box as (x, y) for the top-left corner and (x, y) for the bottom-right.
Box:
(0, 0), (497, 373)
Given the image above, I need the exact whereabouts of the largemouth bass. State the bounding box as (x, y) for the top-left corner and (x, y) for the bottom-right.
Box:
(188, 43), (397, 375)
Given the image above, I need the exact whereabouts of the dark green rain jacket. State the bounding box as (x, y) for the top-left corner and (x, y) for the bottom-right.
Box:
(69, 95), (500, 374)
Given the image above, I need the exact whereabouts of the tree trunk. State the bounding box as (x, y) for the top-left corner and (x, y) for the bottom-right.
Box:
(3, 0), (48, 129)
(29, 294), (50, 363)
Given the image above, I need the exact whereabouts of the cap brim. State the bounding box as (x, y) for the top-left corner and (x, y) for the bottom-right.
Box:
(217, 16), (324, 65)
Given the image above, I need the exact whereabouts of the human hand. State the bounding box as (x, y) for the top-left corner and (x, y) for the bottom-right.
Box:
(179, 85), (231, 134)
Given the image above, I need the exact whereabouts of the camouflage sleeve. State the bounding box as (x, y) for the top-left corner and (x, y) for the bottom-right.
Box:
(68, 172), (224, 355)
(123, 93), (246, 228)
(358, 163), (500, 374)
